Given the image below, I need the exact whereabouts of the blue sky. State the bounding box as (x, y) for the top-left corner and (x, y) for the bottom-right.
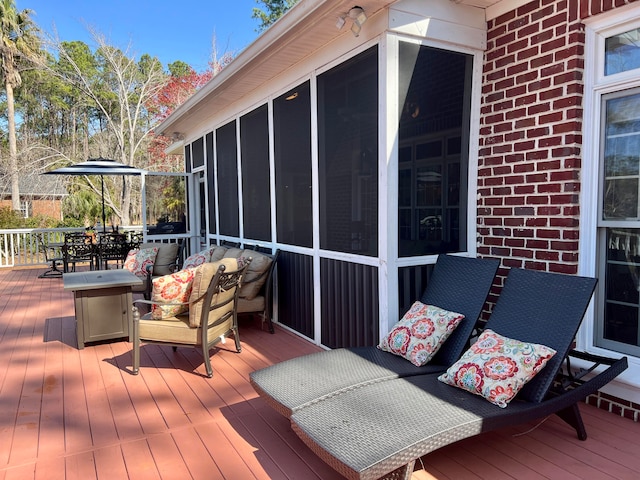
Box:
(19, 0), (263, 71)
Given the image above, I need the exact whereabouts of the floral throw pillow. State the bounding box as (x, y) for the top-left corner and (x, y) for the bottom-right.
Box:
(182, 249), (212, 270)
(377, 301), (465, 367)
(123, 247), (159, 277)
(437, 329), (557, 408)
(151, 269), (196, 319)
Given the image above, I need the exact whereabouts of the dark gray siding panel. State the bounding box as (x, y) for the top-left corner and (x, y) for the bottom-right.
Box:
(277, 251), (314, 338)
(320, 258), (378, 348)
(398, 263), (436, 317)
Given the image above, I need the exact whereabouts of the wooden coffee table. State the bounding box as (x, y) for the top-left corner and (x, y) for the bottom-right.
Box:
(63, 269), (143, 349)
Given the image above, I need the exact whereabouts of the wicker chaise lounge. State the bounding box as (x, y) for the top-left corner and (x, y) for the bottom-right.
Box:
(250, 254), (499, 417)
(289, 267), (629, 480)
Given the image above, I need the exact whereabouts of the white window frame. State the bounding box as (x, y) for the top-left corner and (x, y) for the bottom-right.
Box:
(581, 5), (640, 396)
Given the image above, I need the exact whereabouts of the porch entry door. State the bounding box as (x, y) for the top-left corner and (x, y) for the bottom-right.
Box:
(597, 88), (640, 357)
(141, 172), (190, 241)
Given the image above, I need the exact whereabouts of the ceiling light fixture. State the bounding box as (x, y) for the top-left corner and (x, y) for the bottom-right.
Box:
(336, 6), (368, 37)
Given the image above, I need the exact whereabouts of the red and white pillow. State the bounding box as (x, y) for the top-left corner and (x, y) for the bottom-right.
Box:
(150, 268), (197, 319)
(124, 247), (159, 277)
(378, 301), (464, 367)
(438, 329), (556, 408)
(182, 249), (212, 270)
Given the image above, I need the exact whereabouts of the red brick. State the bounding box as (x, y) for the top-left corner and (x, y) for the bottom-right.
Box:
(505, 238), (525, 247)
(505, 195), (526, 205)
(525, 217), (548, 227)
(541, 37), (567, 53)
(514, 206), (536, 215)
(524, 261), (548, 271)
(550, 240), (579, 250)
(542, 12), (568, 29)
(528, 103), (551, 115)
(541, 63), (564, 77)
(539, 183), (561, 193)
(506, 107), (528, 119)
(541, 87), (566, 101)
(506, 61), (529, 76)
(514, 185), (535, 194)
(514, 140), (536, 151)
(538, 159), (562, 170)
(549, 262), (578, 274)
(517, 46), (540, 60)
(505, 217), (525, 226)
(527, 127), (551, 138)
(538, 206), (562, 215)
(514, 118), (536, 129)
(540, 111), (565, 124)
(496, 32), (517, 48)
(528, 78), (552, 91)
(536, 251), (560, 261)
(525, 150), (550, 160)
(496, 54), (517, 68)
(512, 248), (534, 258)
(527, 195), (550, 205)
(527, 239), (549, 249)
(550, 193), (579, 204)
(538, 229), (561, 239)
(553, 95), (582, 109)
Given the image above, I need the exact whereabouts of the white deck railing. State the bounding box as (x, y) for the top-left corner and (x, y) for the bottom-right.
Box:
(0, 227), (143, 268)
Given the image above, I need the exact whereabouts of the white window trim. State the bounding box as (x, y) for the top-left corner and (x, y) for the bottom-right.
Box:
(580, 6), (640, 396)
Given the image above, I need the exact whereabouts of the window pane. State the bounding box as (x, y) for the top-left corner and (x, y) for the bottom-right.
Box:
(145, 175), (187, 235)
(240, 104), (271, 241)
(318, 46), (378, 256)
(602, 228), (640, 348)
(216, 121), (239, 236)
(605, 28), (640, 75)
(398, 42), (472, 257)
(603, 93), (640, 219)
(274, 81), (312, 247)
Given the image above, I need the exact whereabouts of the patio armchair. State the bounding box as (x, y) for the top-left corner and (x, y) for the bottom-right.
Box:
(250, 254), (500, 417)
(130, 257), (251, 378)
(97, 232), (129, 269)
(63, 232), (96, 272)
(287, 267), (628, 480)
(37, 234), (64, 278)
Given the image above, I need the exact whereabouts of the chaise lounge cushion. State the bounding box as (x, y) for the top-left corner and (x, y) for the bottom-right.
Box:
(438, 329), (556, 408)
(378, 301), (464, 366)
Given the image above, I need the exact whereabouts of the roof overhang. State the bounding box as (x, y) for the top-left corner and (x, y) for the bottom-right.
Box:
(158, 0), (527, 139)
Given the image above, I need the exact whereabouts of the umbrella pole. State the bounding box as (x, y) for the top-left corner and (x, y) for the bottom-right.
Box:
(101, 175), (106, 233)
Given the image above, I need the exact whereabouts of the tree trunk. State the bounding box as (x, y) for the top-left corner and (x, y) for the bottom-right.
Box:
(6, 81), (20, 212)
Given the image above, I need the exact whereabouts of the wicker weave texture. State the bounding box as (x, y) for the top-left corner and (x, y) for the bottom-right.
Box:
(289, 269), (615, 480)
(249, 254), (498, 417)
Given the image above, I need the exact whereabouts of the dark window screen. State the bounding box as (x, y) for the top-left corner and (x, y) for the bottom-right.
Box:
(317, 46), (379, 256)
(206, 132), (216, 234)
(274, 81), (312, 247)
(240, 104), (271, 241)
(216, 121), (239, 236)
(192, 137), (204, 168)
(398, 42), (472, 257)
(184, 144), (191, 173)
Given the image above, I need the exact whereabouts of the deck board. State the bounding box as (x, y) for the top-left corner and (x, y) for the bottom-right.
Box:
(1, 266), (639, 479)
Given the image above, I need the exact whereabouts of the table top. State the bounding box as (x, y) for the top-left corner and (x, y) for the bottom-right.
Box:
(63, 269), (143, 291)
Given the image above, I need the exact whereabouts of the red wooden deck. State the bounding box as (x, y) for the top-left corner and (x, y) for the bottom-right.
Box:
(1, 266), (639, 479)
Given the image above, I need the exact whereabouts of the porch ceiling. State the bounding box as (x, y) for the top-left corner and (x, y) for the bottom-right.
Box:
(157, 0), (516, 140)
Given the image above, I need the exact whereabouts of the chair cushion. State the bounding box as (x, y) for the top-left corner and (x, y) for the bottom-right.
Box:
(141, 242), (180, 276)
(188, 258), (242, 327)
(378, 301), (464, 367)
(124, 247), (159, 277)
(138, 313), (199, 344)
(223, 247), (244, 259)
(150, 268), (196, 319)
(438, 329), (556, 408)
(182, 249), (211, 270)
(208, 246), (228, 262)
(237, 250), (272, 300)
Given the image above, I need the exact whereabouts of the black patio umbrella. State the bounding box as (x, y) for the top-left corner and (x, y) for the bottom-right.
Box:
(44, 158), (146, 232)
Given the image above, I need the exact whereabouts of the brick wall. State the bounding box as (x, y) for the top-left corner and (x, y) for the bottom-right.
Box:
(479, 0), (640, 420)
(478, 0), (586, 275)
(479, 0), (640, 274)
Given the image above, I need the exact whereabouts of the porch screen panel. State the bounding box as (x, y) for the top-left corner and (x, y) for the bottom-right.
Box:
(192, 137), (204, 168)
(240, 104), (271, 241)
(216, 121), (239, 236)
(320, 258), (378, 348)
(184, 144), (191, 173)
(398, 42), (472, 257)
(277, 251), (314, 338)
(274, 81), (312, 247)
(317, 46), (378, 256)
(206, 132), (216, 234)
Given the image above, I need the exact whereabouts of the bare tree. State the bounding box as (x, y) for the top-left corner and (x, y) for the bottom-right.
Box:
(41, 29), (168, 225)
